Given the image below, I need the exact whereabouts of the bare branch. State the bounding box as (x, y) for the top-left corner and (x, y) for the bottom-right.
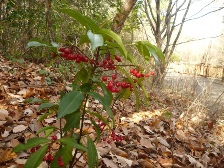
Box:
(169, 0), (192, 59)
(188, 0), (216, 18)
(171, 0), (187, 17)
(144, 0), (156, 34)
(173, 34), (224, 46)
(175, 6), (224, 27)
(147, 0), (156, 22)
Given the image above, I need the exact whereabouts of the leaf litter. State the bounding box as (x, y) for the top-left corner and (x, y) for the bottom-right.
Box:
(0, 56), (224, 167)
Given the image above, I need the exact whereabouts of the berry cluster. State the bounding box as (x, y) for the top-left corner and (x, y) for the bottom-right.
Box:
(130, 69), (155, 78)
(59, 47), (88, 63)
(90, 55), (121, 70)
(102, 131), (124, 144)
(106, 80), (133, 93)
(57, 156), (65, 167)
(42, 154), (64, 167)
(97, 120), (105, 131)
(30, 146), (40, 153)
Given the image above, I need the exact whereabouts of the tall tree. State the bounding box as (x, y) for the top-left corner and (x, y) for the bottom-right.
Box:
(144, 0), (192, 85)
(111, 0), (138, 33)
(143, 0), (224, 85)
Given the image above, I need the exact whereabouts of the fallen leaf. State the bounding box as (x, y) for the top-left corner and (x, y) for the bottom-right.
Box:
(1, 129), (10, 137)
(13, 125), (28, 133)
(0, 148), (17, 163)
(102, 158), (118, 168)
(137, 159), (154, 168)
(111, 147), (129, 158)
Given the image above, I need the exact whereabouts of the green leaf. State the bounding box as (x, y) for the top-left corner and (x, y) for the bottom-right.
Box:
(87, 112), (108, 127)
(79, 35), (90, 45)
(13, 137), (50, 152)
(50, 145), (73, 168)
(45, 128), (54, 137)
(99, 29), (128, 58)
(24, 145), (48, 168)
(87, 30), (104, 52)
(63, 111), (81, 132)
(73, 67), (91, 85)
(26, 41), (49, 48)
(38, 112), (53, 122)
(96, 82), (112, 104)
(57, 138), (87, 151)
(58, 91), (85, 118)
(87, 92), (114, 126)
(87, 136), (98, 168)
(135, 41), (165, 63)
(51, 42), (59, 48)
(90, 119), (101, 143)
(58, 9), (100, 32)
(38, 102), (56, 110)
(80, 83), (92, 92)
(37, 126), (57, 134)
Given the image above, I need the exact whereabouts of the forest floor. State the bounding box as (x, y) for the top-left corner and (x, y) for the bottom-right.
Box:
(0, 56), (224, 168)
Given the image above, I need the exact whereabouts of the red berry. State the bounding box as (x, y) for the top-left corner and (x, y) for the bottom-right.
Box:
(145, 74), (150, 77)
(136, 73), (141, 78)
(52, 135), (57, 141)
(47, 154), (54, 161)
(108, 60), (114, 65)
(111, 87), (116, 93)
(58, 156), (63, 161)
(43, 156), (47, 161)
(64, 48), (73, 54)
(90, 59), (95, 64)
(58, 161), (64, 167)
(150, 71), (155, 76)
(140, 74), (144, 77)
(133, 70), (138, 75)
(115, 56), (121, 62)
(130, 69), (134, 73)
(102, 76), (107, 81)
(115, 87), (120, 93)
(116, 82), (121, 87)
(107, 140), (111, 144)
(112, 74), (117, 80)
(102, 60), (107, 65)
(30, 147), (36, 153)
(59, 47), (66, 52)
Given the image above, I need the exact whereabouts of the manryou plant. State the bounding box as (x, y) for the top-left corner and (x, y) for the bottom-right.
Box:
(13, 9), (164, 168)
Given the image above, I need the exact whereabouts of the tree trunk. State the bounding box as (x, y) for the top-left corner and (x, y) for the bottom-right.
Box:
(111, 0), (137, 34)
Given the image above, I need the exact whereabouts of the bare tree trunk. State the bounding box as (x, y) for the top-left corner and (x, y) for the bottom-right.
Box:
(111, 0), (137, 34)
(45, 0), (55, 42)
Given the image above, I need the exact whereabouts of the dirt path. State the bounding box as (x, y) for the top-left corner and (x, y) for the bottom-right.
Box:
(164, 68), (224, 110)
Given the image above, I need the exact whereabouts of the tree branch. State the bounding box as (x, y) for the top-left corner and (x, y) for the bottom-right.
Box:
(144, 0), (156, 34)
(173, 34), (224, 46)
(168, 0), (192, 59)
(175, 6), (224, 27)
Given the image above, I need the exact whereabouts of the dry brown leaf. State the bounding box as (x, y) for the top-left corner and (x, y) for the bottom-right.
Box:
(137, 159), (154, 168)
(111, 147), (128, 158)
(140, 137), (154, 149)
(111, 154), (133, 168)
(0, 148), (17, 163)
(13, 125), (28, 133)
(0, 109), (8, 120)
(102, 158), (118, 168)
(157, 137), (170, 148)
(157, 156), (173, 167)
